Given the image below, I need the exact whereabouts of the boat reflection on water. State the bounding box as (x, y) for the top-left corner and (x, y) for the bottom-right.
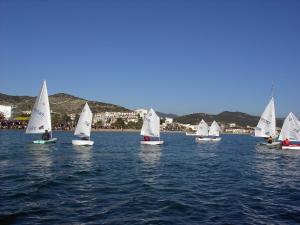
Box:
(139, 145), (162, 185)
(73, 145), (93, 170)
(25, 143), (54, 174)
(195, 140), (220, 159)
(139, 145), (162, 169)
(255, 145), (300, 187)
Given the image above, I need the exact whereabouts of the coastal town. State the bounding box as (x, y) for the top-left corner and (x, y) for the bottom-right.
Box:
(0, 104), (256, 134)
(2, 1), (300, 224)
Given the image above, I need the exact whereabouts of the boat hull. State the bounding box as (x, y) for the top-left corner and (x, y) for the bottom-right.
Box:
(72, 140), (94, 146)
(259, 141), (281, 148)
(33, 138), (57, 144)
(195, 137), (222, 142)
(282, 145), (300, 150)
(140, 140), (164, 145)
(185, 132), (198, 136)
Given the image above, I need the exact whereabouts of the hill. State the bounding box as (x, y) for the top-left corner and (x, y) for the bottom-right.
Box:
(157, 112), (178, 119)
(0, 93), (130, 115)
(174, 111), (284, 127)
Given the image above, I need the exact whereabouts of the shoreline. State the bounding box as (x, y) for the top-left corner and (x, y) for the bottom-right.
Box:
(0, 128), (252, 135)
(0, 128), (184, 133)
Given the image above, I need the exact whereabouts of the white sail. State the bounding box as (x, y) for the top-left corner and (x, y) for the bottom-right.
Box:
(196, 119), (209, 136)
(209, 121), (220, 136)
(278, 112), (300, 141)
(74, 103), (93, 138)
(140, 108), (160, 138)
(254, 97), (276, 138)
(26, 81), (52, 134)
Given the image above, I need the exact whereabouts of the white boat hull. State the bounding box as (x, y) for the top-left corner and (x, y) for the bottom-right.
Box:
(185, 132), (198, 136)
(259, 141), (281, 148)
(72, 140), (94, 146)
(140, 140), (164, 145)
(195, 137), (222, 142)
(282, 145), (300, 150)
(33, 138), (57, 144)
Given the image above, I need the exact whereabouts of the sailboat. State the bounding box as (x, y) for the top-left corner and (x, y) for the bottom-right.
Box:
(195, 119), (210, 142)
(72, 103), (94, 146)
(208, 120), (222, 141)
(26, 80), (57, 144)
(195, 120), (221, 142)
(279, 112), (300, 150)
(254, 97), (280, 146)
(140, 108), (164, 145)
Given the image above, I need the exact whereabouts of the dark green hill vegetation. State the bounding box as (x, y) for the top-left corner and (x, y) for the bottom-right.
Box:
(175, 111), (284, 127)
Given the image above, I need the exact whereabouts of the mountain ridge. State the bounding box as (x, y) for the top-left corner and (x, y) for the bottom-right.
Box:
(0, 93), (284, 127)
(174, 111), (284, 127)
(0, 92), (130, 115)
(156, 112), (178, 119)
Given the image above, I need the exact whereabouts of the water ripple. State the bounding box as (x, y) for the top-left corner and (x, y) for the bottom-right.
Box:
(0, 131), (300, 224)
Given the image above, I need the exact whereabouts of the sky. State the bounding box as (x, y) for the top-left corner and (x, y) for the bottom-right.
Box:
(1, 0), (300, 117)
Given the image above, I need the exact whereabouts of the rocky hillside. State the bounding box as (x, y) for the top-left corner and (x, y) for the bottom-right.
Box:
(0, 93), (130, 115)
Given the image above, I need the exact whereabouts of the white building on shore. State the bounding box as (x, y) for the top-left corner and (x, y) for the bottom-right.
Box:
(165, 117), (173, 124)
(0, 105), (12, 119)
(93, 111), (140, 125)
(134, 109), (148, 119)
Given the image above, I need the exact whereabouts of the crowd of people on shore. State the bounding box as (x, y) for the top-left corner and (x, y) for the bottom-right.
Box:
(0, 120), (26, 129)
(0, 120), (133, 131)
(0, 120), (74, 130)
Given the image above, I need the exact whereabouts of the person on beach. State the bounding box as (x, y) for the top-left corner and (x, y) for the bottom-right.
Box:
(42, 130), (50, 140)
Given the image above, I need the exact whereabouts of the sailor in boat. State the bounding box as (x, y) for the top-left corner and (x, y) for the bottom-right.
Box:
(81, 136), (89, 140)
(281, 138), (290, 146)
(42, 130), (50, 141)
(143, 136), (150, 141)
(267, 136), (273, 144)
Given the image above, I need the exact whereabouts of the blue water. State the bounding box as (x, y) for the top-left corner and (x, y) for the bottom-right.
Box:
(0, 131), (300, 225)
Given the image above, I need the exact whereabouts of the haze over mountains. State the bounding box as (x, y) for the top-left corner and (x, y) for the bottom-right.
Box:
(0, 92), (283, 127)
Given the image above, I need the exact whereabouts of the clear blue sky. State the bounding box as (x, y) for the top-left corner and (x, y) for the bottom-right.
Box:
(1, 0), (300, 117)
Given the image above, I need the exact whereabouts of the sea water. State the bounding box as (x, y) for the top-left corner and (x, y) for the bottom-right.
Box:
(0, 131), (300, 224)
